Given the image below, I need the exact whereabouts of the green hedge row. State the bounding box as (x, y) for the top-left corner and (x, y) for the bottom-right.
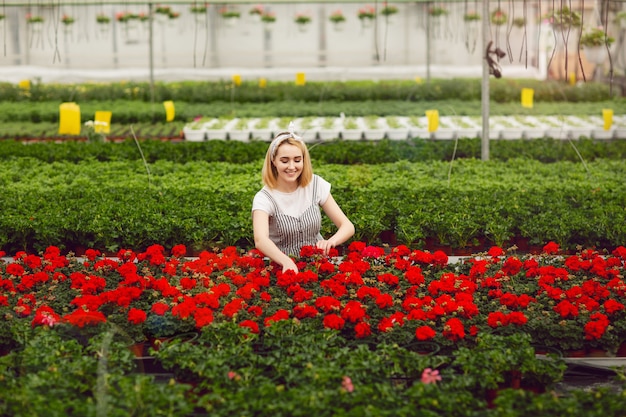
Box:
(2, 138), (626, 165)
(2, 98), (624, 125)
(1, 158), (624, 255)
(0, 78), (615, 104)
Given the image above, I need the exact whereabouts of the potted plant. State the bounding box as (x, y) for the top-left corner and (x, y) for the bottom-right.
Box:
(155, 5), (172, 16)
(428, 6), (448, 17)
(61, 14), (75, 25)
(26, 13), (44, 24)
(579, 26), (614, 48)
(463, 12), (480, 22)
(358, 5), (376, 28)
(190, 4), (207, 14)
(579, 26), (614, 65)
(490, 9), (507, 26)
(96, 13), (111, 24)
(615, 10), (626, 29)
(329, 9), (346, 24)
(294, 12), (312, 31)
(381, 3), (399, 17)
(545, 6), (581, 32)
(261, 11), (276, 26)
(249, 4), (264, 22)
(513, 17), (526, 28)
(220, 8), (240, 19)
(0, 14), (5, 21)
(220, 7), (240, 27)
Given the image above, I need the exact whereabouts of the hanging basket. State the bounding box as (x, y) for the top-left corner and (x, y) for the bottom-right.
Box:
(582, 46), (608, 64)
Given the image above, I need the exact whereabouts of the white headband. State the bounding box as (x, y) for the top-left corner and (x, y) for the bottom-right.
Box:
(269, 121), (303, 159)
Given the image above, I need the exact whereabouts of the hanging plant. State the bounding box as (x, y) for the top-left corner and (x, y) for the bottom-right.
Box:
(96, 13), (111, 24)
(116, 12), (139, 23)
(220, 8), (241, 19)
(579, 27), (615, 47)
(544, 6), (581, 31)
(26, 14), (44, 24)
(261, 12), (276, 23)
(0, 14), (5, 21)
(329, 10), (346, 23)
(463, 12), (480, 22)
(294, 12), (312, 25)
(249, 5), (264, 16)
(512, 17), (526, 28)
(428, 7), (448, 17)
(357, 6), (376, 20)
(155, 6), (172, 16)
(61, 15), (75, 25)
(380, 4), (399, 17)
(490, 9), (507, 26)
(138, 13), (150, 22)
(190, 5), (207, 14)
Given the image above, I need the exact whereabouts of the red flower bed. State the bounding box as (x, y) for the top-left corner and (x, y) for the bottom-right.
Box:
(1, 242), (625, 355)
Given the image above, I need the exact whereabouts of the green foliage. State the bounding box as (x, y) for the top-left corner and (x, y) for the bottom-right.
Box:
(0, 78), (617, 106)
(0, 157), (624, 254)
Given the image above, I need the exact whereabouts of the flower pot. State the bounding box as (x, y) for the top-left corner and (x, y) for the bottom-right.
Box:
(223, 17), (239, 28)
(318, 129), (340, 141)
(249, 13), (262, 24)
(128, 342), (147, 357)
(386, 128), (409, 140)
(183, 127), (206, 142)
(332, 21), (346, 32)
(582, 46), (609, 65)
(228, 130), (251, 142)
(297, 23), (310, 33)
(205, 129), (228, 140)
(591, 128), (614, 140)
(363, 129), (386, 141)
(341, 129), (363, 141)
(360, 18), (374, 29)
(250, 129), (273, 141)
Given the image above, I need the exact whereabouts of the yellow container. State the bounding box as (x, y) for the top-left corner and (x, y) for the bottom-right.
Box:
(58, 102), (81, 135)
(602, 109), (613, 131)
(259, 78), (267, 88)
(521, 88), (534, 108)
(426, 109), (439, 133)
(295, 72), (306, 86)
(569, 72), (577, 86)
(232, 74), (242, 86)
(18, 79), (31, 90)
(94, 111), (112, 134)
(163, 100), (175, 122)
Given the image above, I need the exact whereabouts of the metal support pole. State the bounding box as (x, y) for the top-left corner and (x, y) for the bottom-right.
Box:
(426, 2), (431, 82)
(148, 3), (155, 114)
(481, 0), (490, 161)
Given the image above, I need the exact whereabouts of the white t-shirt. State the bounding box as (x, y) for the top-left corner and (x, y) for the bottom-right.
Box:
(252, 174), (331, 217)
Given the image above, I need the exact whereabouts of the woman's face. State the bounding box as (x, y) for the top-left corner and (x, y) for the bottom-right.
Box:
(272, 143), (303, 188)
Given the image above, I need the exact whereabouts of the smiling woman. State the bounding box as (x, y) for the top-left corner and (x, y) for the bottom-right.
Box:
(251, 123), (354, 273)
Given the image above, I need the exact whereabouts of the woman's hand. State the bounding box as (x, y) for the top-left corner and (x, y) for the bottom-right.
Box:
(282, 258), (299, 273)
(316, 238), (337, 256)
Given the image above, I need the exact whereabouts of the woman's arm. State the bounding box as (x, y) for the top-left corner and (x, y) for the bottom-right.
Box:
(252, 209), (299, 273)
(317, 193), (355, 255)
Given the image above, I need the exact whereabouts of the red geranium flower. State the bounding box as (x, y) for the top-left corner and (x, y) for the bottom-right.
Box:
(415, 325), (436, 341)
(543, 241), (560, 255)
(354, 322), (372, 338)
(239, 319), (260, 334)
(323, 313), (345, 330)
(63, 309), (107, 328)
(128, 308), (147, 324)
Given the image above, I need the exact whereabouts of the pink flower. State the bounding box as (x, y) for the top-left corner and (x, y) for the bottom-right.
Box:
(421, 368), (442, 384)
(341, 375), (354, 392)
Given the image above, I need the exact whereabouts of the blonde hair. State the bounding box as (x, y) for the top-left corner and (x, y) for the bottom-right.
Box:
(261, 133), (313, 189)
